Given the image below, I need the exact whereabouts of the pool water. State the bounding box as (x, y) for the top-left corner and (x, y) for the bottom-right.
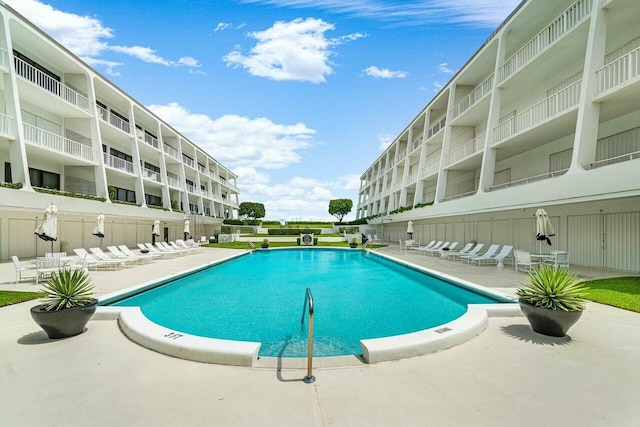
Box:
(112, 249), (503, 357)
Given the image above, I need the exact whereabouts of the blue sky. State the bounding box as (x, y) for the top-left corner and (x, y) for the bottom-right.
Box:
(7, 0), (520, 221)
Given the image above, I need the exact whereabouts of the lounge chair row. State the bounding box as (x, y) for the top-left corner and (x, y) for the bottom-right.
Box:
(410, 241), (514, 267)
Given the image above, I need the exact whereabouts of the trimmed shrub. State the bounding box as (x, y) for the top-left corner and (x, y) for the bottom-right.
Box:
(221, 225), (254, 234)
(296, 237), (318, 245)
(268, 228), (322, 235)
(338, 226), (360, 234)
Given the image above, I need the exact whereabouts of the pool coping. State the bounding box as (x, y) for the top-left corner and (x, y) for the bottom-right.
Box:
(93, 248), (521, 367)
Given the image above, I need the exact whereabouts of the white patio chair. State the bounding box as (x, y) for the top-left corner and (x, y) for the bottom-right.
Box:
(168, 241), (192, 254)
(436, 242), (459, 257)
(73, 248), (123, 270)
(12, 255), (37, 284)
(417, 241), (442, 255)
(119, 245), (158, 261)
(514, 250), (540, 272)
(90, 247), (134, 267)
(466, 244), (500, 264)
(425, 241), (449, 256)
(442, 242), (474, 260)
(413, 240), (436, 253)
(458, 244), (485, 261)
(544, 252), (570, 270)
(107, 246), (148, 264)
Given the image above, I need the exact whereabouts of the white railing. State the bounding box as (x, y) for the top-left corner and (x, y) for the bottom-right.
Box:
(201, 190), (212, 198)
(166, 176), (181, 188)
(405, 171), (418, 185)
(182, 155), (194, 168)
(596, 46), (640, 94)
(397, 149), (407, 160)
(0, 113), (14, 136)
(96, 105), (130, 134)
(0, 47), (8, 69)
(198, 164), (206, 174)
(427, 115), (446, 139)
(490, 168), (569, 191)
(449, 74), (494, 120)
(144, 133), (159, 149)
(446, 133), (486, 166)
(14, 57), (91, 112)
(494, 80), (581, 143)
(589, 150), (640, 169)
(142, 168), (162, 183)
(391, 183), (402, 193)
(186, 183), (196, 193)
(163, 144), (179, 159)
(23, 123), (95, 162)
(411, 136), (423, 152)
(103, 152), (134, 174)
(387, 159), (395, 170)
(420, 159), (440, 178)
(498, 0), (591, 83)
(442, 190), (476, 202)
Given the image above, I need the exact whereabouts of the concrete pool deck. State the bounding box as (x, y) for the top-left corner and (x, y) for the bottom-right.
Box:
(1, 246), (639, 426)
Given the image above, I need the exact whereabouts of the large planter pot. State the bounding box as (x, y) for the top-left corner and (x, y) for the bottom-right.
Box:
(30, 299), (98, 339)
(519, 301), (583, 337)
(349, 243), (358, 248)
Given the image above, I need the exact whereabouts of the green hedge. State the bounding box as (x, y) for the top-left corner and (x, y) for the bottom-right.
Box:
(296, 237), (319, 245)
(223, 219), (261, 225)
(34, 187), (106, 202)
(268, 228), (322, 235)
(338, 226), (360, 233)
(221, 225), (254, 234)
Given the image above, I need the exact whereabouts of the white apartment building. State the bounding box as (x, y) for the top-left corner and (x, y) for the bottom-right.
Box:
(357, 0), (640, 272)
(0, 2), (239, 260)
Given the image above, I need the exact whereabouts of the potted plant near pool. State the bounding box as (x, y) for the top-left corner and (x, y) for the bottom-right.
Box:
(30, 268), (98, 339)
(516, 265), (588, 337)
(349, 237), (358, 248)
(261, 238), (269, 249)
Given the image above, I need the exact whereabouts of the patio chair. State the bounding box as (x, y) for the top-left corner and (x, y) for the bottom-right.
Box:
(160, 241), (189, 255)
(424, 241), (450, 256)
(413, 240), (436, 253)
(372, 235), (381, 243)
(138, 243), (171, 259)
(465, 244), (500, 264)
(458, 244), (485, 261)
(73, 248), (123, 270)
(119, 245), (158, 261)
(12, 255), (37, 284)
(436, 242), (459, 257)
(35, 257), (65, 285)
(544, 252), (570, 270)
(176, 239), (203, 253)
(107, 246), (149, 264)
(514, 250), (540, 272)
(168, 241), (193, 254)
(90, 247), (134, 267)
(152, 242), (180, 257)
(442, 242), (474, 260)
(470, 245), (513, 267)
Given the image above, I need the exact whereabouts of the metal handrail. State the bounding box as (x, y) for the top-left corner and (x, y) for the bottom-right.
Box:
(301, 288), (315, 383)
(246, 240), (256, 250)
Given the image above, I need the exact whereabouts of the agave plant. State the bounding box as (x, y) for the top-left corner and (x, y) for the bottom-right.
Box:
(41, 268), (95, 311)
(517, 265), (588, 311)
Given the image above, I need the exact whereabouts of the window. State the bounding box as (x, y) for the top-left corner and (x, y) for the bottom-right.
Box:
(29, 168), (60, 190)
(144, 162), (160, 173)
(112, 186), (136, 203)
(110, 148), (132, 162)
(4, 162), (12, 183)
(145, 194), (162, 206)
(189, 203), (199, 213)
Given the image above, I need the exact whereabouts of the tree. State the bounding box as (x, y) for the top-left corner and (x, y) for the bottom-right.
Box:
(238, 201), (266, 221)
(328, 199), (353, 223)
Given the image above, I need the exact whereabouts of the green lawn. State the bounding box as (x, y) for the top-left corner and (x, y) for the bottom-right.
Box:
(242, 233), (342, 237)
(583, 276), (640, 312)
(204, 242), (386, 249)
(0, 290), (45, 308)
(260, 223), (334, 228)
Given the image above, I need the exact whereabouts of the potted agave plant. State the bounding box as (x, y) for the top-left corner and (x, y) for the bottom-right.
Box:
(349, 237), (359, 248)
(516, 265), (588, 337)
(261, 238), (269, 249)
(30, 268), (98, 339)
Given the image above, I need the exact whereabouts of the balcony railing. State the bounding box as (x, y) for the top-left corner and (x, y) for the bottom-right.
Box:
(446, 133), (486, 166)
(142, 168), (162, 183)
(596, 46), (640, 94)
(182, 155), (194, 168)
(201, 190), (212, 199)
(397, 149), (407, 160)
(136, 129), (159, 149)
(442, 190), (476, 202)
(494, 80), (581, 143)
(163, 144), (179, 159)
(420, 159), (440, 178)
(185, 183), (196, 193)
(498, 0), (591, 83)
(427, 115), (446, 139)
(489, 168), (569, 191)
(103, 152), (134, 174)
(0, 47), (7, 70)
(198, 164), (206, 174)
(23, 123), (95, 162)
(97, 105), (130, 134)
(411, 136), (423, 152)
(167, 176), (181, 188)
(589, 150), (640, 169)
(405, 171), (418, 185)
(0, 113), (14, 137)
(14, 57), (91, 113)
(449, 74), (494, 121)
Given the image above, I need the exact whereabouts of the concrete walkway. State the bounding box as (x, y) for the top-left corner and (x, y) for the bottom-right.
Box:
(1, 247), (639, 426)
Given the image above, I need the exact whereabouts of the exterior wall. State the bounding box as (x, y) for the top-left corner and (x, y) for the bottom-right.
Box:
(359, 0), (640, 272)
(0, 3), (239, 259)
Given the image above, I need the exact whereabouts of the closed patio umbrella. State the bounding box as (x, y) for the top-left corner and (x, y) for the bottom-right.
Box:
(35, 203), (58, 253)
(93, 213), (105, 248)
(407, 220), (414, 240)
(152, 219), (161, 244)
(535, 208), (555, 248)
(184, 220), (190, 240)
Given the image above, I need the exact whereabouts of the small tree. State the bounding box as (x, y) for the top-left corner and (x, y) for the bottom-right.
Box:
(238, 201), (266, 222)
(328, 199), (353, 223)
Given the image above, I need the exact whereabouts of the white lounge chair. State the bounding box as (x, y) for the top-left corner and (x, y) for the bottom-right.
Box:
(176, 239), (202, 253)
(168, 241), (192, 254)
(107, 246), (149, 264)
(458, 244), (485, 261)
(470, 245), (513, 267)
(425, 241), (449, 256)
(139, 243), (172, 259)
(153, 242), (180, 257)
(436, 242), (459, 257)
(514, 250), (540, 272)
(416, 241), (441, 255)
(12, 255), (37, 284)
(466, 244), (500, 264)
(73, 248), (123, 270)
(413, 240), (436, 253)
(90, 247), (134, 267)
(442, 242), (474, 260)
(119, 245), (158, 261)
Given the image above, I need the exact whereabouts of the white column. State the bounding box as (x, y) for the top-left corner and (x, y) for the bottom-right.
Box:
(434, 86), (457, 202)
(413, 110), (431, 205)
(129, 105), (147, 207)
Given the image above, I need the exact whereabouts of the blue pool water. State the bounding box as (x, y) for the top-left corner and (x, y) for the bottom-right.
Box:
(111, 249), (504, 357)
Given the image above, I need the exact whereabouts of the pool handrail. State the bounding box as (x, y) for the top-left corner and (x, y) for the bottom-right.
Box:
(301, 288), (315, 384)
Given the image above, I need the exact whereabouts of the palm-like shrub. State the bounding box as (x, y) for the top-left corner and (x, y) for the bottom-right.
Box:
(517, 265), (588, 311)
(41, 268), (95, 311)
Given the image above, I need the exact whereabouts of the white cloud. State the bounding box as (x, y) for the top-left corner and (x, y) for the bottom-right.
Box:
(6, 0), (201, 74)
(378, 133), (395, 150)
(438, 62), (454, 74)
(223, 17), (361, 83)
(147, 102), (315, 170)
(215, 22), (232, 32)
(363, 66), (408, 79)
(240, 0), (521, 28)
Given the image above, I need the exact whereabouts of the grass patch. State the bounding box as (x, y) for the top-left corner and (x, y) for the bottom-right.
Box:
(260, 223), (334, 229)
(203, 242), (386, 249)
(583, 276), (640, 312)
(0, 290), (45, 307)
(241, 233), (343, 237)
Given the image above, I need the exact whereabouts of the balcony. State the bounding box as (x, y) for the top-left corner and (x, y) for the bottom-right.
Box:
(427, 115), (446, 139)
(14, 57), (91, 113)
(442, 190), (476, 202)
(97, 105), (130, 134)
(197, 164), (206, 174)
(136, 129), (159, 149)
(411, 136), (423, 152)
(0, 113), (14, 138)
(489, 168), (569, 191)
(449, 74), (494, 121)
(103, 152), (134, 174)
(596, 46), (640, 95)
(201, 190), (213, 199)
(23, 123), (95, 162)
(589, 150), (640, 169)
(498, 0), (591, 83)
(493, 80), (581, 144)
(445, 133), (486, 167)
(420, 159), (440, 179)
(182, 155), (194, 169)
(142, 168), (162, 183)
(0, 47), (7, 70)
(186, 182), (196, 193)
(167, 176), (182, 189)
(163, 144), (179, 160)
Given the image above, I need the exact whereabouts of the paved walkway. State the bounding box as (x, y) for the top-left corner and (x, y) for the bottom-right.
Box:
(1, 247), (639, 426)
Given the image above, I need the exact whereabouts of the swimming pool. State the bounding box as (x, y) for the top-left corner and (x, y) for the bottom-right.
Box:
(107, 249), (511, 360)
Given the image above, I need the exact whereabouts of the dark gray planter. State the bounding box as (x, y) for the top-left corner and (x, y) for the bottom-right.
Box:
(261, 244), (269, 249)
(519, 301), (583, 337)
(30, 299), (98, 339)
(349, 243), (358, 248)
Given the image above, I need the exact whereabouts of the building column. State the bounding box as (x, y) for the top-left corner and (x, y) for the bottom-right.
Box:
(129, 105), (147, 207)
(413, 110), (431, 205)
(434, 86), (457, 202)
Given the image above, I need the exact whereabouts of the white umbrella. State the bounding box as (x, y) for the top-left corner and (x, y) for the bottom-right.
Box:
(407, 220), (414, 239)
(535, 209), (555, 248)
(35, 203), (58, 242)
(92, 213), (105, 238)
(152, 220), (161, 236)
(184, 220), (190, 239)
